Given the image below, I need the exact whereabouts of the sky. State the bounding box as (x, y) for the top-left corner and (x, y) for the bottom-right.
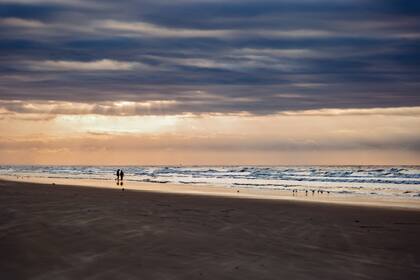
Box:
(0, 0), (419, 165)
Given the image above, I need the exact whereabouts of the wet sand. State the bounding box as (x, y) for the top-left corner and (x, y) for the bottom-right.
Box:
(3, 175), (420, 210)
(1, 179), (420, 279)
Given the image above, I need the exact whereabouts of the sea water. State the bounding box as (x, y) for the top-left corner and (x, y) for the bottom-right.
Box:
(1, 165), (419, 200)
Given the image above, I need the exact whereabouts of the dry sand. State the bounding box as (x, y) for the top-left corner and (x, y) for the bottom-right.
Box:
(1, 179), (420, 279)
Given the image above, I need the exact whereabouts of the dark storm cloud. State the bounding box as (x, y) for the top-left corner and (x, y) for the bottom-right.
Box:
(0, 0), (419, 115)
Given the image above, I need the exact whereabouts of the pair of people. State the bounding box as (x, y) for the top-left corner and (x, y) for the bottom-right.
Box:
(116, 169), (124, 186)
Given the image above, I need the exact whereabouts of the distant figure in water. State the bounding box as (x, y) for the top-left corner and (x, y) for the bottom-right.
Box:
(120, 169), (124, 182)
(305, 190), (308, 196)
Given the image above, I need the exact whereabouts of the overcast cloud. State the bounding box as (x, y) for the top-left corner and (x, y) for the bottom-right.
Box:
(0, 0), (419, 115)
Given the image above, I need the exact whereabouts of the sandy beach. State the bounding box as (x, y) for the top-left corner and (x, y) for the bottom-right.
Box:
(1, 179), (420, 279)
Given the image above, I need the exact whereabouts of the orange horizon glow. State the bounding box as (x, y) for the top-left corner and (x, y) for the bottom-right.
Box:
(1, 101), (419, 165)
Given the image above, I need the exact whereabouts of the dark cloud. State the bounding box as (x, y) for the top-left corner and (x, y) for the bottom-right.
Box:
(0, 0), (419, 115)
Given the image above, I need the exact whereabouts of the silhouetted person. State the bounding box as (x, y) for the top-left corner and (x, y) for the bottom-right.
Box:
(120, 169), (124, 181)
(305, 190), (308, 196)
(116, 169), (121, 185)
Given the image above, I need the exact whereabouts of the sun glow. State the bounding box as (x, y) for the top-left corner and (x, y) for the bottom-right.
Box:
(55, 114), (180, 134)
(1, 100), (420, 165)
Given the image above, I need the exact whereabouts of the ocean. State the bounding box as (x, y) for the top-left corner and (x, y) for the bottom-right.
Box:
(1, 165), (420, 200)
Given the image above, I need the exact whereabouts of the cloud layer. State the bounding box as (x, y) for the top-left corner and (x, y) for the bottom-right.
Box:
(2, 115), (420, 165)
(0, 0), (420, 115)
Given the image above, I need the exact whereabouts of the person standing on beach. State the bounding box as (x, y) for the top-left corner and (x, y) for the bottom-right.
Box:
(116, 169), (120, 181)
(120, 169), (124, 181)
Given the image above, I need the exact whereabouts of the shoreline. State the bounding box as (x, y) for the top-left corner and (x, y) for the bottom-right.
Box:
(1, 179), (420, 279)
(1, 175), (420, 210)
